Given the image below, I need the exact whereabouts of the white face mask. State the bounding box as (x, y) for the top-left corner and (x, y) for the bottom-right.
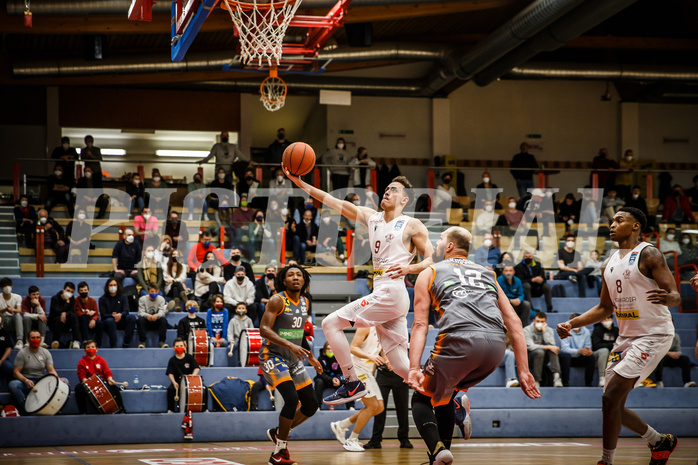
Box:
(482, 177), (490, 184)
(153, 176), (161, 183)
(2, 286), (11, 294)
(85, 171), (92, 179)
(280, 208), (288, 216)
(353, 200), (361, 206)
(626, 156), (633, 161)
(20, 201), (28, 208)
(39, 217), (47, 224)
(125, 235), (134, 244)
(682, 238), (690, 245)
(55, 170), (63, 177)
(534, 322), (545, 332)
(322, 217), (330, 224)
(143, 214), (151, 220)
(483, 239), (493, 248)
(109, 285), (118, 294)
(77, 213), (86, 221)
(484, 205), (493, 212)
(566, 241), (575, 249)
(666, 234), (675, 241)
(303, 219), (311, 224)
(508, 202), (516, 209)
(133, 179), (140, 185)
(602, 321), (613, 329)
(337, 143), (345, 149)
(145, 251), (154, 259)
(63, 291), (73, 300)
(270, 203), (278, 210)
(218, 173), (225, 179)
(632, 194), (639, 200)
(276, 176), (284, 183)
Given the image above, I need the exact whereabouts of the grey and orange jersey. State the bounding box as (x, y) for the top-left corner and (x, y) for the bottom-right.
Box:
(428, 257), (506, 336)
(262, 291), (309, 362)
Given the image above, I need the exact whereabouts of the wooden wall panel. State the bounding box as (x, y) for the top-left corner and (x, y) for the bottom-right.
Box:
(0, 86), (47, 125)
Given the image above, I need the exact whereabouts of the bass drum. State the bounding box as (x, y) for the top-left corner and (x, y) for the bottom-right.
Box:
(239, 329), (262, 367)
(24, 374), (70, 416)
(189, 329), (213, 367)
(179, 375), (207, 413)
(83, 374), (122, 414)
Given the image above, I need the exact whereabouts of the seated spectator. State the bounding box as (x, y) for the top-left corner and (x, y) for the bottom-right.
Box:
(557, 193), (580, 227)
(523, 189), (556, 236)
(579, 190), (599, 227)
(14, 196), (37, 248)
(524, 312), (563, 388)
(515, 250), (553, 314)
(230, 193), (256, 243)
(585, 250), (604, 294)
(501, 334), (518, 388)
(145, 168), (169, 213)
(48, 282), (81, 349)
(227, 302), (254, 366)
(112, 228), (142, 283)
(10, 330), (66, 414)
(295, 209), (318, 265)
(556, 235), (591, 298)
(558, 313), (594, 387)
(678, 233), (698, 273)
(155, 235), (173, 267)
(194, 250), (224, 305)
(662, 184), (696, 223)
(137, 245), (164, 297)
(65, 208), (91, 260)
(223, 265), (258, 324)
(51, 136), (78, 182)
(364, 185), (379, 210)
(294, 198), (320, 226)
(75, 340), (124, 414)
(137, 283), (170, 348)
(76, 165), (108, 219)
(45, 164), (75, 218)
(255, 265), (277, 321)
(317, 210), (346, 262)
(591, 316), (618, 387)
(435, 172), (459, 211)
(223, 247), (256, 283)
(495, 252), (515, 275)
(75, 282), (104, 348)
(186, 172), (208, 221)
(659, 227), (682, 266)
(236, 168), (260, 203)
(651, 333), (695, 388)
(0, 278), (24, 349)
(501, 196), (524, 230)
(0, 318), (13, 385)
(166, 338), (200, 413)
(187, 230), (229, 273)
(126, 172), (146, 216)
(215, 199), (234, 244)
(249, 209), (273, 262)
(624, 185), (649, 223)
(21, 286), (48, 347)
(601, 189), (624, 222)
(206, 294), (229, 348)
(37, 208), (69, 264)
(133, 207), (159, 246)
(314, 341), (345, 404)
(164, 250), (190, 310)
(475, 200), (499, 235)
(177, 301), (205, 341)
(474, 170), (501, 209)
(99, 279), (137, 349)
(209, 167), (233, 213)
(349, 146), (376, 188)
(497, 265), (531, 330)
(165, 211), (186, 251)
(269, 166), (292, 198)
(473, 233), (501, 271)
(80, 135), (102, 175)
(686, 174), (698, 210)
(266, 198), (286, 226)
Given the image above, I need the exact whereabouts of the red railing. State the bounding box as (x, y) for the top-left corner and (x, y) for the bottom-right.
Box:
(13, 162), (20, 200)
(662, 250), (697, 313)
(219, 226), (225, 250)
(643, 232), (659, 249)
(279, 227), (286, 266)
(35, 225), (45, 277)
(346, 228), (354, 281)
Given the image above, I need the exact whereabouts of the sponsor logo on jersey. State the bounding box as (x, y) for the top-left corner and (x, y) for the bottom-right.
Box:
(608, 351), (621, 364)
(628, 251), (638, 265)
(385, 233), (395, 243)
(394, 220), (404, 230)
(452, 286), (473, 298)
(640, 352), (649, 360)
(279, 328), (304, 339)
(443, 280), (458, 288)
(372, 269), (385, 278)
(360, 299), (369, 307)
(623, 269), (631, 280)
(614, 296), (637, 303)
(615, 309), (640, 320)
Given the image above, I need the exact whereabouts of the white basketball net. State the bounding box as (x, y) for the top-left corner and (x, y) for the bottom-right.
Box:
(222, 0), (303, 67)
(260, 76), (286, 112)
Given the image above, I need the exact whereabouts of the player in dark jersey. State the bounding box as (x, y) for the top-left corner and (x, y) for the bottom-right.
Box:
(260, 264), (322, 465)
(408, 226), (539, 465)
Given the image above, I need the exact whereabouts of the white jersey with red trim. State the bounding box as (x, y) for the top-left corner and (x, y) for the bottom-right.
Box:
(604, 241), (674, 339)
(351, 327), (382, 373)
(367, 211), (416, 288)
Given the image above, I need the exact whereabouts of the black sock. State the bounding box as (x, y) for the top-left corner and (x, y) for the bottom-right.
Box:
(435, 395), (456, 450)
(411, 391), (441, 454)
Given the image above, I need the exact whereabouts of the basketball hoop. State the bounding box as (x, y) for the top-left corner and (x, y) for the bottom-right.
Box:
(221, 0), (303, 67)
(260, 67), (287, 112)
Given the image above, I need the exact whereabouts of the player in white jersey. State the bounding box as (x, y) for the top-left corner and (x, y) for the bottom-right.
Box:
(557, 207), (680, 465)
(285, 171), (433, 404)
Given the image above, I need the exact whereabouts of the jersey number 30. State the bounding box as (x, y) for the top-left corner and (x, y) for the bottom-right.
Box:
(455, 268), (485, 288)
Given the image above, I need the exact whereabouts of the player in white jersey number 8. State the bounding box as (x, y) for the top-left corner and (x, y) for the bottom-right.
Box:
(556, 207), (680, 465)
(285, 169), (434, 404)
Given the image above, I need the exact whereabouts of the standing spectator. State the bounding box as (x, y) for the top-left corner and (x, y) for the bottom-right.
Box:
(10, 330), (64, 414)
(65, 208), (91, 260)
(177, 300), (205, 341)
(75, 340), (124, 414)
(651, 333), (696, 388)
(223, 266), (257, 324)
(51, 136), (78, 182)
(364, 363), (413, 449)
(165, 210), (186, 251)
(164, 250), (190, 310)
(187, 230), (229, 272)
(21, 286), (48, 347)
(186, 172), (208, 221)
(223, 247), (255, 283)
(75, 282), (103, 347)
(615, 149), (638, 200)
(435, 172), (459, 211)
(133, 207), (159, 247)
(166, 338), (200, 413)
(473, 233), (501, 271)
(324, 138), (352, 191)
(269, 168), (292, 200)
(0, 278), (24, 349)
(497, 266), (531, 331)
(76, 166), (109, 219)
(45, 165), (75, 218)
(265, 128), (291, 173)
(137, 283), (169, 348)
(137, 245), (164, 297)
(524, 312), (563, 388)
(590, 147), (618, 193)
(99, 279), (137, 349)
(231, 193), (256, 243)
(198, 131), (248, 182)
(249, 209), (273, 261)
(591, 316), (618, 387)
(556, 235), (591, 298)
(37, 208), (69, 264)
(208, 167), (233, 214)
(601, 190), (625, 223)
(145, 168), (169, 214)
(14, 196), (37, 249)
(624, 185), (649, 223)
(515, 250), (554, 314)
(349, 147), (376, 188)
(112, 228), (141, 283)
(474, 170), (501, 209)
(48, 282), (81, 349)
(296, 209), (318, 265)
(474, 200), (499, 234)
(206, 294), (229, 347)
(510, 142), (538, 198)
(126, 173), (146, 215)
(193, 250), (224, 305)
(662, 184), (696, 223)
(558, 313), (594, 387)
(685, 174), (698, 210)
(236, 168), (260, 203)
(501, 196), (524, 230)
(80, 135), (102, 175)
(557, 193), (580, 227)
(226, 302), (254, 365)
(255, 265), (277, 321)
(0, 318), (13, 385)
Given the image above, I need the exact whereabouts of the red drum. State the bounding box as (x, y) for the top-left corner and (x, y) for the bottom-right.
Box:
(239, 329), (262, 367)
(189, 329), (213, 367)
(83, 374), (121, 414)
(180, 375), (207, 413)
(24, 374), (69, 416)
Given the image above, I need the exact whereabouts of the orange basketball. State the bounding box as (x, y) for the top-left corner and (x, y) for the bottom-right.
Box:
(283, 142), (316, 176)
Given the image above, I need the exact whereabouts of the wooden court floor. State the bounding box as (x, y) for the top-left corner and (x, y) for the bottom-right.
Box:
(1, 438), (696, 465)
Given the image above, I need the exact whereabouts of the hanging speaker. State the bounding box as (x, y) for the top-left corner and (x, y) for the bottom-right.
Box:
(345, 22), (372, 47)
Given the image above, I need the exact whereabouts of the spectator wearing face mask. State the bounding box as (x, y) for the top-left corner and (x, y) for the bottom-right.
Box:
(558, 313), (594, 387)
(266, 128), (291, 172)
(227, 302), (254, 365)
(659, 228), (682, 264)
(685, 174), (698, 210)
(112, 228), (142, 283)
(75, 340), (123, 414)
(206, 294), (230, 347)
(678, 233), (698, 274)
(65, 208), (91, 260)
(45, 164), (75, 218)
(293, 198), (320, 226)
(515, 250), (554, 314)
(474, 170), (501, 209)
(624, 185), (649, 222)
(475, 200), (499, 235)
(317, 210), (346, 263)
(255, 266), (278, 319)
(249, 210), (273, 261)
(155, 235), (174, 268)
(133, 207), (159, 247)
(223, 266), (258, 324)
(194, 250), (224, 307)
(199, 131), (248, 183)
(145, 168), (170, 215)
(37, 208), (69, 264)
(76, 166), (109, 219)
(501, 196), (524, 230)
(48, 282), (81, 349)
(223, 247), (255, 283)
(615, 149), (638, 200)
(14, 196), (37, 249)
(349, 147), (376, 188)
(591, 316), (618, 387)
(177, 300), (206, 341)
(186, 172), (209, 221)
(21, 285), (48, 347)
(557, 193), (580, 228)
(187, 230), (229, 272)
(164, 249), (190, 311)
(662, 184), (696, 223)
(601, 189), (625, 223)
(166, 338), (200, 412)
(436, 172), (459, 211)
(473, 233), (501, 271)
(99, 279), (137, 349)
(126, 173), (146, 216)
(524, 312), (563, 388)
(0, 278), (24, 350)
(137, 283), (170, 349)
(51, 136), (78, 182)
(556, 235), (592, 297)
(296, 209), (319, 265)
(497, 265), (531, 330)
(237, 168), (260, 203)
(230, 193), (256, 243)
(324, 138), (352, 190)
(269, 167), (292, 198)
(80, 135), (102, 175)
(137, 245), (166, 299)
(165, 211), (186, 250)
(74, 282), (104, 348)
(208, 167), (233, 214)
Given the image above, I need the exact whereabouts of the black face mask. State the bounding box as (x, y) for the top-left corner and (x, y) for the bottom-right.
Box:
(524, 258), (533, 265)
(231, 254), (241, 262)
(170, 217), (179, 223)
(236, 276), (245, 282)
(673, 191), (681, 197)
(266, 273), (275, 280)
(246, 176), (254, 182)
(194, 178), (201, 184)
(277, 133), (285, 140)
(221, 137), (229, 143)
(443, 178), (451, 184)
(79, 292), (89, 299)
(172, 256), (178, 262)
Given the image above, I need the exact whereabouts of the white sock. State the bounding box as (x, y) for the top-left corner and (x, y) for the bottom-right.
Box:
(601, 448), (615, 464)
(349, 431), (360, 441)
(338, 418), (352, 429)
(641, 425), (662, 446)
(274, 439), (287, 454)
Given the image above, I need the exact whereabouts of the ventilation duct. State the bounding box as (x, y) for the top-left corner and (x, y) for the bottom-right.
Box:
(507, 63), (698, 82)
